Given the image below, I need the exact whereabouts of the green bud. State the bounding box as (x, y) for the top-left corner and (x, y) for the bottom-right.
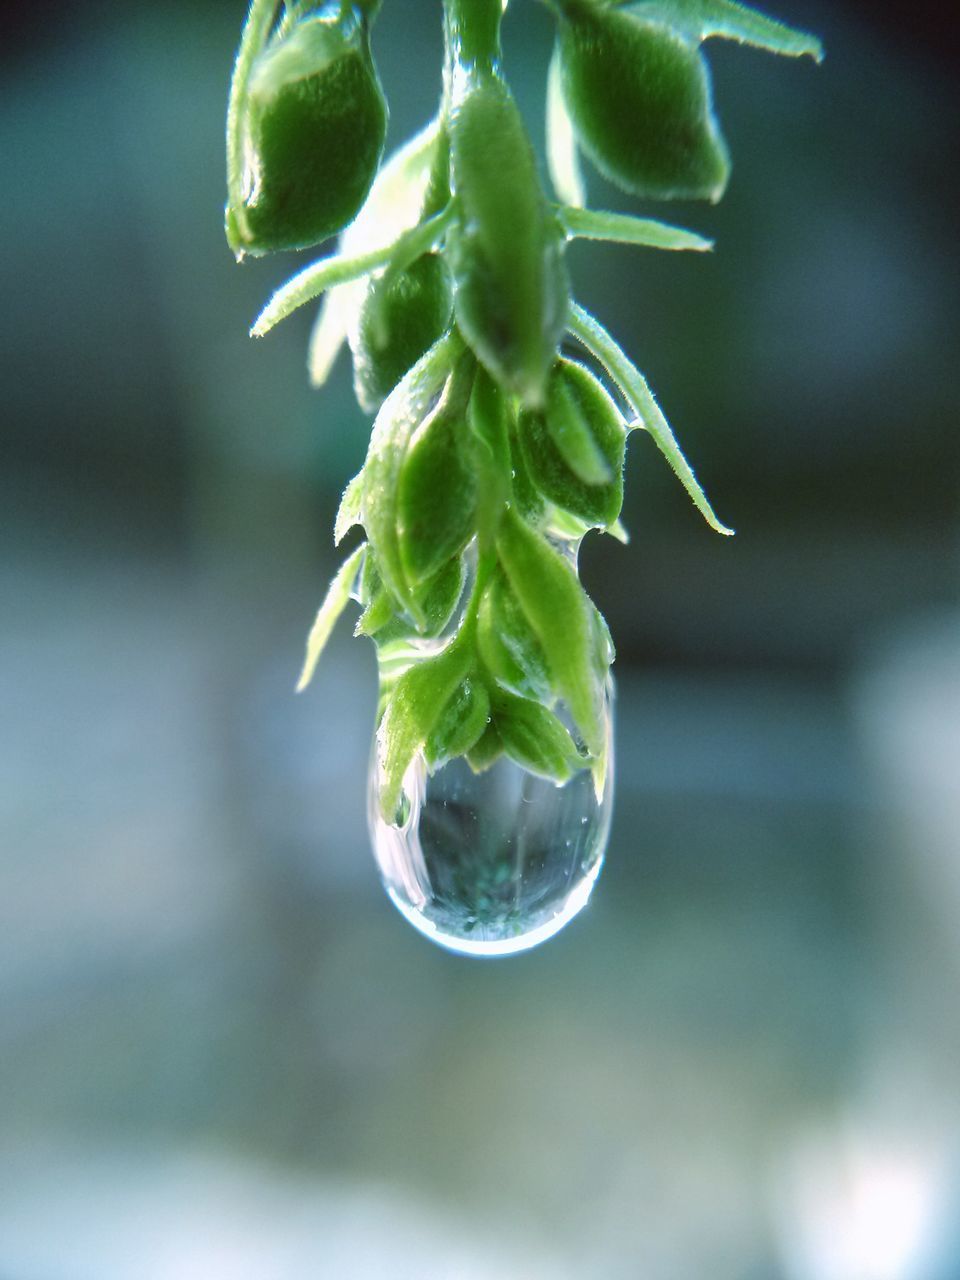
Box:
(228, 8), (387, 256)
(351, 252), (454, 414)
(448, 73), (570, 404)
(556, 5), (729, 202)
(518, 359), (626, 528)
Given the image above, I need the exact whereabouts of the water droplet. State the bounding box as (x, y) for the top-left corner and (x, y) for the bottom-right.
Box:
(368, 690), (614, 957)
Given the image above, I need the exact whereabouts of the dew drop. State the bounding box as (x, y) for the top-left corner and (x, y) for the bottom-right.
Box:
(368, 691), (614, 957)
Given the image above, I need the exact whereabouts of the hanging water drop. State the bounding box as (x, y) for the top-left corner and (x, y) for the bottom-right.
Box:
(368, 690), (614, 957)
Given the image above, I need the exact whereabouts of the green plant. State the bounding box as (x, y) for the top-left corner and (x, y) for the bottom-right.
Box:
(225, 0), (821, 954)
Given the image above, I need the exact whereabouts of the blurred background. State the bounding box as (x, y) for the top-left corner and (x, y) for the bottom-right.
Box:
(2, 0), (958, 1275)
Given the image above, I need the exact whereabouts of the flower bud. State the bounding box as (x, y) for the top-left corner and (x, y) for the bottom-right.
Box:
(556, 4), (729, 202)
(227, 7), (387, 256)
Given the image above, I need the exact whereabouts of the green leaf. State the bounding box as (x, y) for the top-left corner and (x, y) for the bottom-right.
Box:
(467, 366), (512, 552)
(558, 205), (713, 253)
(397, 359), (478, 587)
(361, 330), (462, 618)
(567, 302), (734, 536)
(376, 635), (473, 819)
(496, 508), (605, 756)
(477, 567), (553, 704)
(424, 676), (491, 769)
(490, 687), (583, 784)
(296, 543), (365, 692)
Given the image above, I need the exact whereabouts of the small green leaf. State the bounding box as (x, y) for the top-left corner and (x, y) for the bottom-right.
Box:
(425, 676), (491, 769)
(397, 360), (478, 587)
(490, 687), (582, 784)
(467, 366), (512, 552)
(361, 330), (462, 617)
(296, 543), (365, 692)
(496, 508), (605, 756)
(377, 634), (473, 819)
(558, 205), (713, 253)
(545, 360), (614, 486)
(477, 567), (553, 704)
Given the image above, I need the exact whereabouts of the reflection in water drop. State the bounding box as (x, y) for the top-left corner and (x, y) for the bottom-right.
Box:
(368, 695), (614, 957)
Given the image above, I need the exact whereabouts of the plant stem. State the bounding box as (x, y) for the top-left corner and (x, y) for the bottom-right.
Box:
(443, 0), (502, 84)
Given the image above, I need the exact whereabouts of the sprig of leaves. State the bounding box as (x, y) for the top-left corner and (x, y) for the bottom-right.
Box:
(227, 0), (819, 823)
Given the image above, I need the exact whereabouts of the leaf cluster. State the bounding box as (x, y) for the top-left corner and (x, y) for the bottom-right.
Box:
(225, 0), (821, 820)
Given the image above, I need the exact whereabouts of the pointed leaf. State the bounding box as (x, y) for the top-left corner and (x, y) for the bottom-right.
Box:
(567, 302), (734, 536)
(397, 366), (478, 587)
(558, 205), (713, 253)
(496, 508), (605, 756)
(467, 366), (512, 552)
(478, 567), (553, 704)
(377, 636), (473, 819)
(296, 544), (365, 692)
(361, 330), (461, 617)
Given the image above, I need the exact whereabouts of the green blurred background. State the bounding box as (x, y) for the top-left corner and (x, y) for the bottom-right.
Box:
(2, 1), (959, 1276)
